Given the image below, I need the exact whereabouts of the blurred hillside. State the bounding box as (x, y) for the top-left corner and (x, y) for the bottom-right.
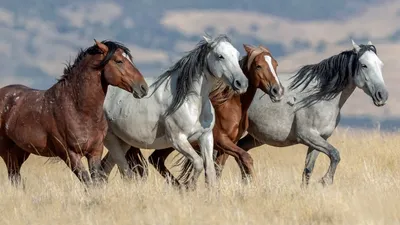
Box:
(0, 0), (398, 129)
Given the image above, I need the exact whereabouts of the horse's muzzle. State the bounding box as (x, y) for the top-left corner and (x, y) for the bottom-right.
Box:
(132, 82), (149, 99)
(269, 84), (284, 102)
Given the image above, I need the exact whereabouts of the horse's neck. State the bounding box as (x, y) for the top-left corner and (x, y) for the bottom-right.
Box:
(338, 82), (357, 109)
(194, 73), (217, 101)
(55, 68), (106, 119)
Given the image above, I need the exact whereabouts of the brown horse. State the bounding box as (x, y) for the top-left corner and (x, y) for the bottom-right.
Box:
(124, 44), (283, 185)
(0, 40), (148, 187)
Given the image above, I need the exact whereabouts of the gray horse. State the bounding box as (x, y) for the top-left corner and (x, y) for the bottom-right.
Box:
(213, 40), (388, 186)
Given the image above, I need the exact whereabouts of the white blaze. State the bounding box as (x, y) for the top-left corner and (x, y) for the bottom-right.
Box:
(264, 55), (280, 85)
(122, 52), (133, 64)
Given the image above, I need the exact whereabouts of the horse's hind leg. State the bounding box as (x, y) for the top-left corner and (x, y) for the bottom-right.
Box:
(1, 146), (30, 187)
(126, 146), (148, 179)
(147, 148), (180, 186)
(301, 147), (320, 187)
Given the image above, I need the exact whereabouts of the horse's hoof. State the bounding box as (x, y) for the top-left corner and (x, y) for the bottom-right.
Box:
(318, 177), (333, 186)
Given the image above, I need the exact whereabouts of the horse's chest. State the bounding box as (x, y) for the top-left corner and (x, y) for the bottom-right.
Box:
(168, 100), (215, 140)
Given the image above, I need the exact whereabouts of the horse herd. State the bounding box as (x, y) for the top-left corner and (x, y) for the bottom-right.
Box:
(0, 34), (388, 190)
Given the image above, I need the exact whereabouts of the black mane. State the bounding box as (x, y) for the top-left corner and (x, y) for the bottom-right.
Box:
(289, 44), (377, 106)
(150, 35), (232, 117)
(58, 40), (132, 82)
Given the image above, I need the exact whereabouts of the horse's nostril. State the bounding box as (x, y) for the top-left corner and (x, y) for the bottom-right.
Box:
(376, 91), (383, 101)
(140, 84), (147, 92)
(271, 86), (278, 95)
(234, 80), (242, 88)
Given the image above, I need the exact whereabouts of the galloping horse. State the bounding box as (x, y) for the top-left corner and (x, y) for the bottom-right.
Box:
(216, 40), (388, 186)
(0, 40), (148, 186)
(100, 35), (248, 188)
(124, 44), (284, 185)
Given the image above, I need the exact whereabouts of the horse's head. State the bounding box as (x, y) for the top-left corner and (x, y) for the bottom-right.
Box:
(204, 36), (248, 94)
(243, 44), (284, 102)
(352, 40), (388, 106)
(94, 39), (148, 99)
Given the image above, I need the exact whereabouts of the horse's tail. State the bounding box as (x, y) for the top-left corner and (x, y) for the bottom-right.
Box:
(172, 147), (202, 184)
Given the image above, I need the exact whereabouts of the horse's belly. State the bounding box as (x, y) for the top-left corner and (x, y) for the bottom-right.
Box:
(247, 119), (295, 147)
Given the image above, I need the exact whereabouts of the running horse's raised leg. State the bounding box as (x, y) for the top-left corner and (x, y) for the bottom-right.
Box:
(299, 132), (340, 186)
(215, 134), (262, 180)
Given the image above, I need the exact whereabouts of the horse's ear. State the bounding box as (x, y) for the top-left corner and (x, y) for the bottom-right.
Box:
(351, 39), (361, 53)
(368, 40), (373, 45)
(259, 45), (270, 53)
(243, 44), (254, 54)
(203, 36), (212, 43)
(94, 39), (108, 53)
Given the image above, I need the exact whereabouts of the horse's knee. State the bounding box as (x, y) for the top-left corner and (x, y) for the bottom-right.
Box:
(193, 157), (204, 172)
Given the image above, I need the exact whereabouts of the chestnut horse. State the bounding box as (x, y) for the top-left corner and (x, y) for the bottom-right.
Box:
(124, 44), (284, 185)
(0, 40), (148, 186)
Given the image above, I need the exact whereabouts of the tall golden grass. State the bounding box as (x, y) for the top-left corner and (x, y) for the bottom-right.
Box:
(0, 129), (399, 225)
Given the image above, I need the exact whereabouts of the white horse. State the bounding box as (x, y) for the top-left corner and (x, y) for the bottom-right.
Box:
(100, 35), (248, 187)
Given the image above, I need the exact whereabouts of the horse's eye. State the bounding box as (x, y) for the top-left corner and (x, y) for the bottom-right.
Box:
(361, 64), (367, 68)
(115, 60), (123, 64)
(256, 65), (262, 69)
(218, 55), (224, 60)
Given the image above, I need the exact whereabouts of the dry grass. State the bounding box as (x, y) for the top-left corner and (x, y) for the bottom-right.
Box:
(0, 129), (399, 225)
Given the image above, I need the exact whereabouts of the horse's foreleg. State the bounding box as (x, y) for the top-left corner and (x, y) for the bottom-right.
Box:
(215, 133), (261, 179)
(301, 147), (320, 187)
(102, 132), (132, 180)
(171, 137), (204, 190)
(216, 136), (254, 182)
(148, 148), (180, 186)
(60, 150), (91, 185)
(300, 133), (340, 186)
(126, 146), (148, 179)
(198, 131), (217, 187)
(86, 146), (106, 186)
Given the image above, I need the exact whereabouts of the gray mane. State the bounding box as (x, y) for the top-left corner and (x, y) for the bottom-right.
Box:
(150, 35), (232, 117)
(289, 44), (377, 106)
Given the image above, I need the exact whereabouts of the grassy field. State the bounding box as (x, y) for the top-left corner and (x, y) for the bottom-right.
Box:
(0, 129), (399, 225)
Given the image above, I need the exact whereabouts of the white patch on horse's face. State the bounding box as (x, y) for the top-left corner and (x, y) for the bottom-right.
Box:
(211, 42), (240, 77)
(356, 51), (384, 88)
(122, 52), (133, 64)
(210, 41), (248, 93)
(264, 55), (280, 85)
